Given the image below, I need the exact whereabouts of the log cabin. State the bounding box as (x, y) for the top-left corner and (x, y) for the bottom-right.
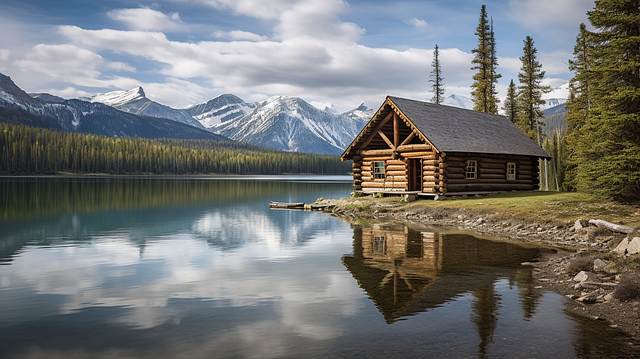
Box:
(340, 96), (551, 196)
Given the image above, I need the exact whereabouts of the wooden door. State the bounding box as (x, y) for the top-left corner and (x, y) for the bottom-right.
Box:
(407, 159), (422, 191)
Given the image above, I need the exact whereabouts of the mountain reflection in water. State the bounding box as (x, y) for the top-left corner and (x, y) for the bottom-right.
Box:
(0, 177), (638, 358)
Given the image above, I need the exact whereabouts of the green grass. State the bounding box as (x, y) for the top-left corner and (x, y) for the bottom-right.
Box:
(403, 191), (640, 228)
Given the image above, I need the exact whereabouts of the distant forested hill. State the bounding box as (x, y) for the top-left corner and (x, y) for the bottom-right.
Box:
(0, 123), (351, 175)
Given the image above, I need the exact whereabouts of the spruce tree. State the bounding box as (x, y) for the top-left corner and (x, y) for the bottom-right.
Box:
(503, 79), (518, 124)
(430, 44), (445, 104)
(471, 5), (501, 113)
(569, 0), (640, 199)
(564, 23), (593, 191)
(517, 36), (551, 144)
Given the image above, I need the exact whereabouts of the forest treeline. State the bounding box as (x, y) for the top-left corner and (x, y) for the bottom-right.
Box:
(0, 122), (351, 175)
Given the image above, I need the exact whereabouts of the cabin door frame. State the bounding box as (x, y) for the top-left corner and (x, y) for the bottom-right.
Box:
(407, 159), (423, 192)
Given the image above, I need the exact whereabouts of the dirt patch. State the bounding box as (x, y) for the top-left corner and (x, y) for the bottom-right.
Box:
(319, 197), (640, 342)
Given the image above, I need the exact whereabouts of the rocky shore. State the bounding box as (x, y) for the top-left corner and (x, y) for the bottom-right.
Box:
(317, 196), (640, 342)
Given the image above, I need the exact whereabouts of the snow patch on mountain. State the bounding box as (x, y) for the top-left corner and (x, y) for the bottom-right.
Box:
(91, 87), (146, 107)
(341, 101), (378, 122)
(541, 98), (567, 110)
(186, 94), (257, 128)
(213, 95), (367, 156)
(89, 87), (204, 129)
(442, 94), (474, 109)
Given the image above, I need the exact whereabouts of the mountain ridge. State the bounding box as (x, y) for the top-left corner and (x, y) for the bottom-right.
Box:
(0, 73), (226, 141)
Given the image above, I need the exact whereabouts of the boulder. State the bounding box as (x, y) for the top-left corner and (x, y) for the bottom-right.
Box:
(573, 271), (601, 283)
(627, 237), (640, 254)
(593, 259), (607, 271)
(613, 237), (640, 255)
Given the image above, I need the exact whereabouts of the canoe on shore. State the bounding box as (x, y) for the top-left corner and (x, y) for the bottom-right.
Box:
(269, 201), (335, 211)
(269, 201), (305, 209)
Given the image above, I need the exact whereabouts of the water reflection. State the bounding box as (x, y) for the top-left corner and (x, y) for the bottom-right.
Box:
(342, 223), (545, 324)
(0, 177), (638, 358)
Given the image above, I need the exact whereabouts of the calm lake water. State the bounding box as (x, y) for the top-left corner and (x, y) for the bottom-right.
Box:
(0, 176), (636, 358)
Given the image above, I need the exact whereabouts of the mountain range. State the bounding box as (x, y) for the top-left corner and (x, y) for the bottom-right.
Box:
(0, 73), (225, 141)
(0, 71), (568, 156)
(214, 96), (368, 155)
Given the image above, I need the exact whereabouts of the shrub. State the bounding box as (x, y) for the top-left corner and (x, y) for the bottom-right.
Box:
(612, 272), (640, 301)
(565, 256), (594, 275)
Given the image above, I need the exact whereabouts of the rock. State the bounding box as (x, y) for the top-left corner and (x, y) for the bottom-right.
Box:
(604, 293), (615, 302)
(577, 295), (597, 304)
(573, 271), (601, 283)
(593, 258), (607, 270)
(627, 237), (640, 254)
(574, 219), (585, 230)
(403, 194), (416, 202)
(614, 236), (640, 255)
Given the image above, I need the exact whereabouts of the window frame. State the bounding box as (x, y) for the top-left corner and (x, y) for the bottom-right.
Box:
(465, 160), (477, 180)
(507, 162), (516, 181)
(373, 161), (385, 180)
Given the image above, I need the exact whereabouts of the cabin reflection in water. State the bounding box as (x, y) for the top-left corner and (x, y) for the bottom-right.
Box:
(342, 223), (544, 324)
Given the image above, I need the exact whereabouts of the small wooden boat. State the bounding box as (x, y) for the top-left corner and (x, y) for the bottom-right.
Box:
(269, 201), (305, 209)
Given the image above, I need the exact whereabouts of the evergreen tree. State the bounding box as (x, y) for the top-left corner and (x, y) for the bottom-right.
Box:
(517, 36), (551, 144)
(430, 44), (445, 104)
(471, 5), (501, 113)
(488, 18), (501, 113)
(568, 0), (640, 199)
(565, 23), (593, 132)
(503, 79), (518, 124)
(564, 23), (593, 191)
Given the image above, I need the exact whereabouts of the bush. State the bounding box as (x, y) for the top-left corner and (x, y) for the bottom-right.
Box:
(566, 256), (594, 275)
(612, 272), (640, 301)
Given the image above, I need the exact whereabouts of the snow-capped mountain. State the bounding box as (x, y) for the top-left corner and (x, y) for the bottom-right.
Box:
(213, 96), (367, 156)
(442, 94), (474, 109)
(541, 98), (567, 110)
(186, 94), (257, 129)
(89, 87), (205, 129)
(0, 73), (225, 140)
(341, 101), (378, 122)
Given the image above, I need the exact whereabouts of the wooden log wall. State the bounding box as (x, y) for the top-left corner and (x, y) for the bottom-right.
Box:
(443, 154), (540, 192)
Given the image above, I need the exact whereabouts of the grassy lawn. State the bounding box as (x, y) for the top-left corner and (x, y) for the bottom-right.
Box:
(358, 191), (640, 228)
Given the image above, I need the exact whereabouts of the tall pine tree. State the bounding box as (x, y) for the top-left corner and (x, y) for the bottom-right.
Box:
(568, 0), (640, 199)
(502, 79), (518, 124)
(471, 5), (501, 113)
(564, 23), (593, 191)
(517, 36), (551, 144)
(430, 44), (445, 104)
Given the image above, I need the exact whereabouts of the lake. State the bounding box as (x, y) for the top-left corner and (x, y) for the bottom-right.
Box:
(0, 176), (636, 358)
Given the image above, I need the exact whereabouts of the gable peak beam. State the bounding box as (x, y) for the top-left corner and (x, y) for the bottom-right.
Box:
(387, 99), (440, 154)
(360, 110), (394, 149)
(393, 112), (400, 149)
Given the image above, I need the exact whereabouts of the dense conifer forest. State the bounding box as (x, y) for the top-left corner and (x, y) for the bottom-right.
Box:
(0, 122), (351, 175)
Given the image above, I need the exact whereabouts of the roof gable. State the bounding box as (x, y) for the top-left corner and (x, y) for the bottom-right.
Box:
(341, 96), (550, 159)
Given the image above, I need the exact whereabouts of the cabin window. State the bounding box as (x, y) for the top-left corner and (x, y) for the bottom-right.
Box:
(373, 236), (386, 254)
(465, 160), (477, 179)
(373, 161), (385, 179)
(507, 162), (516, 180)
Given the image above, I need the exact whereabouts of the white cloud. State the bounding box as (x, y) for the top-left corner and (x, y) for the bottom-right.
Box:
(14, 44), (103, 81)
(54, 86), (92, 99)
(56, 24), (480, 109)
(108, 61), (136, 72)
(405, 18), (428, 28)
(0, 49), (8, 61)
(213, 30), (268, 42)
(106, 7), (184, 31)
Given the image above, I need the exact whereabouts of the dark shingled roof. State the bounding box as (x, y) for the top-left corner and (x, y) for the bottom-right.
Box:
(388, 96), (550, 158)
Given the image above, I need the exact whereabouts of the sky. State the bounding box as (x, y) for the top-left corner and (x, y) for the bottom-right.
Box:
(0, 0), (594, 112)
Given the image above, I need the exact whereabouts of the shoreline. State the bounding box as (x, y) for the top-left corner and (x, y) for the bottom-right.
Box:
(321, 196), (640, 343)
